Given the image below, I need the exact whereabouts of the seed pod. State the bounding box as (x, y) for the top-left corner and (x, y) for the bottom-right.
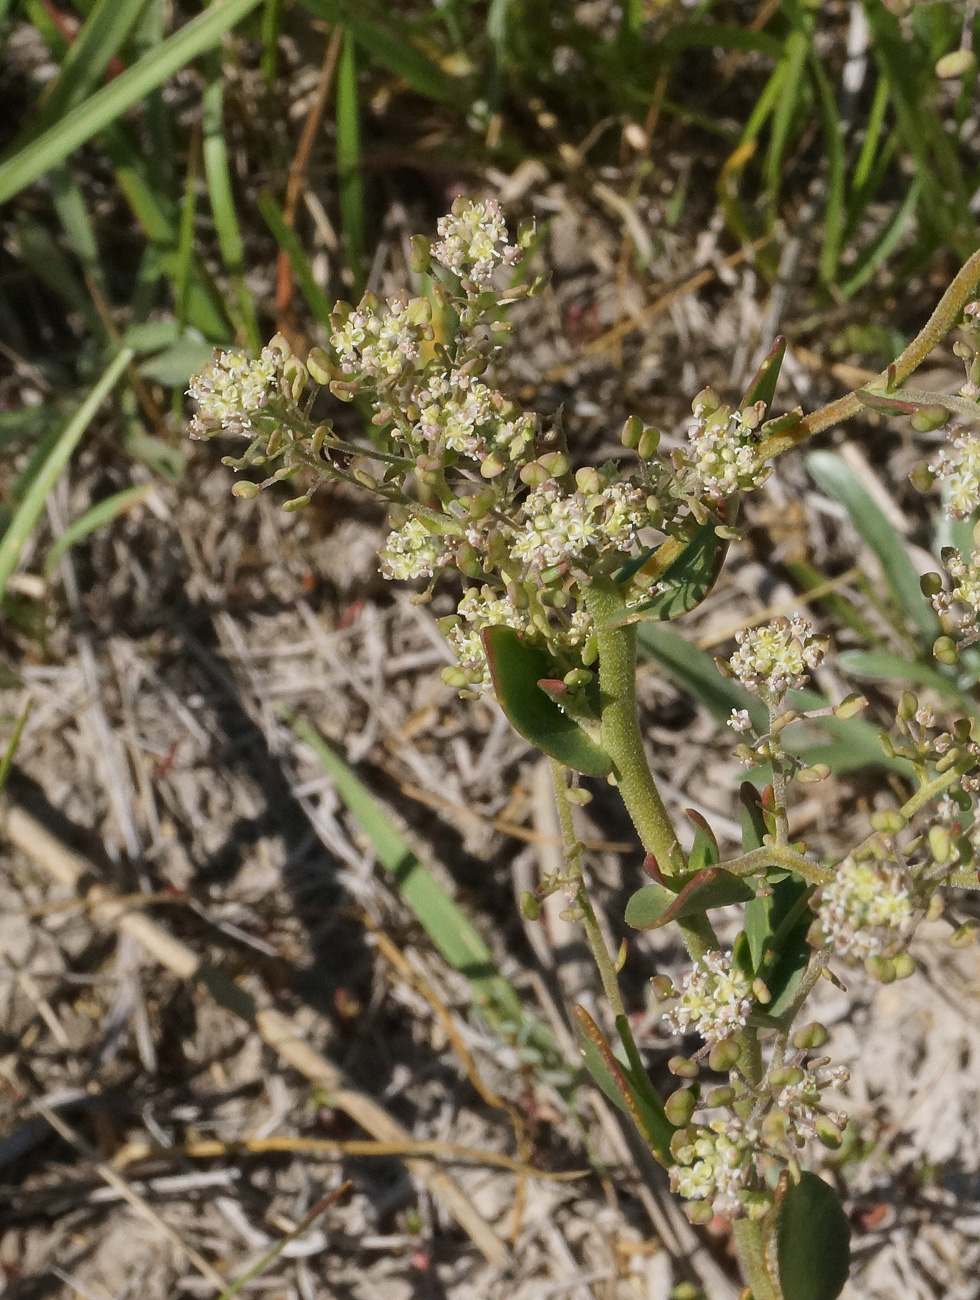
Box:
(685, 1201), (714, 1226)
(891, 951), (916, 979)
(920, 571), (944, 598)
(307, 348), (332, 385)
(520, 891), (541, 921)
(706, 1086), (736, 1108)
(282, 494), (312, 512)
(232, 480), (260, 499)
(409, 235), (432, 273)
(668, 1055), (700, 1078)
(792, 1021), (829, 1050)
(770, 1065), (805, 1089)
(752, 977), (772, 1004)
(664, 1088), (697, 1127)
(910, 404), (950, 433)
(816, 1115), (844, 1149)
(621, 415), (643, 449)
(650, 975), (676, 1002)
(950, 920), (980, 947)
(708, 1038), (741, 1072)
(865, 954), (896, 982)
(637, 427), (661, 459)
(934, 636), (959, 665)
(871, 808), (907, 834)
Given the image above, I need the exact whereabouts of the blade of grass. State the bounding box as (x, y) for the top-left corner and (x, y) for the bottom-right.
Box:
(286, 714), (557, 1054)
(807, 40), (846, 284)
(15, 0), (150, 144)
(49, 164), (106, 292)
(336, 29), (365, 295)
(637, 623), (910, 777)
(838, 649), (975, 710)
(806, 450), (940, 645)
(300, 0), (456, 102)
(839, 178), (921, 298)
(0, 349), (133, 603)
(258, 191), (334, 327)
(216, 1184), (351, 1300)
(0, 0), (264, 203)
(0, 700), (33, 798)
(174, 126), (201, 339)
(260, 0), (284, 85)
(202, 53), (261, 351)
(43, 484), (152, 579)
(763, 29), (808, 196)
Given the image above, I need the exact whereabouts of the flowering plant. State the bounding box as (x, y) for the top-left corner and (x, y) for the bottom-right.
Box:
(188, 198), (980, 1299)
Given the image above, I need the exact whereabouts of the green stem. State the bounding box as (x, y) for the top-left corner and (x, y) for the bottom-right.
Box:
(585, 580), (684, 875)
(723, 845), (833, 887)
(732, 1218), (780, 1300)
(761, 242), (980, 459)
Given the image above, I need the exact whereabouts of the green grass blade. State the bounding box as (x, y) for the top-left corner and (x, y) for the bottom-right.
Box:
(838, 649), (973, 709)
(763, 30), (808, 195)
(851, 73), (890, 195)
(202, 54), (260, 350)
(260, 0), (284, 85)
(44, 484), (152, 579)
(806, 451), (940, 645)
(49, 165), (106, 291)
(258, 191), (335, 327)
(0, 349), (133, 603)
(0, 699), (33, 799)
(838, 178), (921, 298)
(808, 43), (846, 284)
(300, 0), (456, 102)
(0, 0), (264, 203)
(287, 714), (555, 1053)
(16, 0), (149, 143)
(336, 30), (365, 295)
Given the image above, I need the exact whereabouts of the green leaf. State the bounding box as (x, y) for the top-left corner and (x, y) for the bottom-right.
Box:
(44, 484), (152, 579)
(299, 0), (457, 102)
(0, 349), (133, 604)
(838, 649), (969, 706)
(573, 1006), (673, 1163)
(749, 873), (812, 1013)
(686, 809), (720, 873)
(631, 521), (731, 622)
(806, 451), (940, 645)
(741, 336), (786, 415)
(483, 626), (613, 777)
(625, 867), (755, 931)
(336, 30), (365, 293)
(0, 0), (264, 204)
(286, 714), (556, 1057)
(777, 1171), (851, 1300)
(138, 337), (216, 385)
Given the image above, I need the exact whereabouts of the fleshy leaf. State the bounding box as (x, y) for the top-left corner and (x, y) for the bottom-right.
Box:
(631, 520), (732, 622)
(740, 335), (786, 414)
(686, 809), (720, 873)
(483, 626), (612, 777)
(573, 1006), (674, 1162)
(625, 867), (755, 930)
(777, 1171), (851, 1300)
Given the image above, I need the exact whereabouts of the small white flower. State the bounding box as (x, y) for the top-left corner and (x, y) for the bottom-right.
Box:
(379, 517), (453, 581)
(817, 856), (916, 961)
(932, 432), (980, 519)
(431, 197), (514, 285)
(669, 1119), (756, 1215)
(729, 616), (826, 696)
(664, 949), (753, 1044)
(187, 342), (286, 437)
(728, 709), (752, 733)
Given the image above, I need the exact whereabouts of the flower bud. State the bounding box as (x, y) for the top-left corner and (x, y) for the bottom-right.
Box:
(520, 891), (541, 921)
(792, 1021), (829, 1050)
(564, 785), (593, 806)
(751, 977), (771, 1004)
(664, 1088), (697, 1127)
(708, 1038), (741, 1072)
(668, 1055), (700, 1078)
(898, 691), (918, 721)
(936, 48), (976, 79)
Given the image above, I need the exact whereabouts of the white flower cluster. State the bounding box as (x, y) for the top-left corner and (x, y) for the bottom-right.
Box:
(413, 374), (534, 466)
(931, 432), (980, 519)
(930, 549), (980, 633)
(729, 616), (827, 697)
(664, 949), (753, 1044)
(443, 587), (531, 688)
(330, 295), (427, 381)
(187, 341), (287, 438)
(669, 1119), (757, 1216)
(379, 517), (454, 581)
(510, 478), (651, 572)
(682, 408), (772, 502)
(774, 1065), (849, 1145)
(432, 197), (516, 285)
(816, 856), (915, 961)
